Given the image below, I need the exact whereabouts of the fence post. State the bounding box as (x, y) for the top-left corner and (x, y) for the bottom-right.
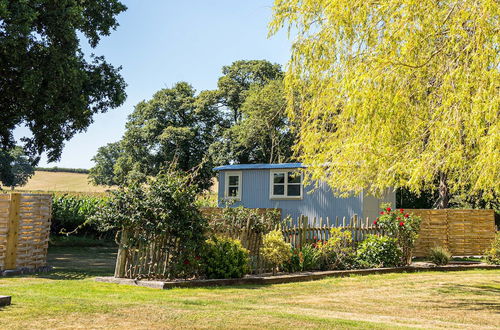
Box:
(114, 228), (129, 278)
(5, 193), (21, 270)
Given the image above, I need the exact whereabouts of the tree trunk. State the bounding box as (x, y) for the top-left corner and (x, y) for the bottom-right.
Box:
(434, 172), (450, 209)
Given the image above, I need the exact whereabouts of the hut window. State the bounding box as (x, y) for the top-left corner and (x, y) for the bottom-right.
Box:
(224, 171), (242, 199)
(270, 170), (303, 199)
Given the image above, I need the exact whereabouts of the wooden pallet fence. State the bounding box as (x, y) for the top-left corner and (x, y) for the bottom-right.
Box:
(0, 193), (51, 271)
(281, 215), (382, 247)
(410, 209), (496, 257)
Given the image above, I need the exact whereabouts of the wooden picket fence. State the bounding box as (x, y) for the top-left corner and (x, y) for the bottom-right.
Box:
(281, 215), (381, 248)
(0, 193), (52, 271)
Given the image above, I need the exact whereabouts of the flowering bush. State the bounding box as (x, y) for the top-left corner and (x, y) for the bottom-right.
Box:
(314, 228), (356, 270)
(260, 230), (292, 275)
(483, 233), (500, 265)
(374, 204), (421, 265)
(201, 236), (250, 279)
(356, 235), (402, 268)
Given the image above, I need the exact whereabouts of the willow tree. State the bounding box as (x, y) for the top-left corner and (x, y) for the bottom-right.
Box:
(269, 0), (499, 208)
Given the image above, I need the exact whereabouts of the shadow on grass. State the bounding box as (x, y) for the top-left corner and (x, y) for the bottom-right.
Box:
(433, 283), (500, 311)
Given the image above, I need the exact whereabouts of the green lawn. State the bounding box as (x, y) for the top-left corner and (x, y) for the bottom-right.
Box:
(0, 247), (499, 329)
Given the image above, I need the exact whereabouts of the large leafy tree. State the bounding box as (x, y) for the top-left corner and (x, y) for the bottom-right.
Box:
(111, 82), (221, 189)
(228, 80), (295, 163)
(208, 60), (289, 164)
(0, 0), (127, 163)
(216, 60), (283, 125)
(0, 146), (34, 190)
(269, 0), (500, 208)
(88, 142), (123, 186)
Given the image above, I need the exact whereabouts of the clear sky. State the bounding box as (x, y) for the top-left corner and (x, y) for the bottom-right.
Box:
(14, 0), (292, 169)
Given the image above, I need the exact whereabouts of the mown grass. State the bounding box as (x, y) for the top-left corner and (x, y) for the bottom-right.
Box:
(0, 247), (499, 329)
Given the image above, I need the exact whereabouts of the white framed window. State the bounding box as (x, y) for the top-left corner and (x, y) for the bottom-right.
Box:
(269, 170), (303, 199)
(224, 171), (242, 200)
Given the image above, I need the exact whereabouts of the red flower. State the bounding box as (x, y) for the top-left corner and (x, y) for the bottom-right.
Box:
(404, 214), (409, 218)
(195, 256), (201, 261)
(386, 207), (391, 212)
(380, 211), (384, 215)
(400, 208), (404, 213)
(399, 221), (405, 226)
(183, 259), (190, 265)
(397, 216), (401, 220)
(373, 220), (377, 225)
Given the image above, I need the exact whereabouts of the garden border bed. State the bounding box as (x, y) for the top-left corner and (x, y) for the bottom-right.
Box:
(95, 263), (500, 289)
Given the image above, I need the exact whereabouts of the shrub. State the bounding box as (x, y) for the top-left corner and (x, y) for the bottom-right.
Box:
(429, 246), (451, 265)
(51, 194), (109, 237)
(315, 228), (356, 270)
(93, 170), (208, 279)
(483, 233), (500, 265)
(356, 235), (402, 268)
(261, 230), (292, 275)
(202, 236), (250, 279)
(284, 244), (320, 272)
(375, 204), (421, 265)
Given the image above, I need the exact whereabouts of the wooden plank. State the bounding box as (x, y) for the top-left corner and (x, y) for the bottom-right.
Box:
(5, 193), (21, 269)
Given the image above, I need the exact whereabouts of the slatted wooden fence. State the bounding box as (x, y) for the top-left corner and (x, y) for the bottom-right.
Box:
(0, 193), (52, 271)
(281, 214), (381, 247)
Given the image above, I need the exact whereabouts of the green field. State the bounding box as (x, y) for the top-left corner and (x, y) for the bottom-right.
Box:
(13, 171), (111, 193)
(0, 246), (498, 329)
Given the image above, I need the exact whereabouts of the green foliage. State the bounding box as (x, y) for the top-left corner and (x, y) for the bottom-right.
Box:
(0, 146), (34, 189)
(228, 80), (295, 163)
(93, 170), (208, 279)
(315, 228), (356, 270)
(375, 204), (421, 265)
(270, 0), (500, 207)
(483, 233), (500, 265)
(49, 235), (115, 247)
(93, 82), (220, 189)
(208, 206), (281, 234)
(261, 230), (292, 274)
(35, 167), (90, 174)
(356, 235), (402, 268)
(208, 60), (290, 165)
(429, 246), (451, 266)
(51, 194), (109, 237)
(284, 244), (320, 272)
(0, 0), (127, 162)
(88, 142), (122, 186)
(201, 236), (250, 279)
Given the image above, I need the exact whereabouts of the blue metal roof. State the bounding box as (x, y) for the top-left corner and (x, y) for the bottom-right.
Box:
(214, 163), (305, 171)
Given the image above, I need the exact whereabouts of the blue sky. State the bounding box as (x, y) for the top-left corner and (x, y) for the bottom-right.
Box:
(15, 0), (292, 169)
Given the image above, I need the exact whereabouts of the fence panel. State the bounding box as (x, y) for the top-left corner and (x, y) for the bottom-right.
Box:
(0, 193), (51, 271)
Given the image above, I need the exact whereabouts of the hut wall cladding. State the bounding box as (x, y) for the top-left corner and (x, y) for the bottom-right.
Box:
(0, 193), (52, 270)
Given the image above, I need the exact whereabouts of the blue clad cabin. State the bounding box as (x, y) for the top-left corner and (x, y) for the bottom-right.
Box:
(214, 163), (395, 222)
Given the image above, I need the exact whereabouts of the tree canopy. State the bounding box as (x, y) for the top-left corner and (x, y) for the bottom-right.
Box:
(90, 60), (294, 188)
(269, 0), (500, 207)
(100, 82), (221, 189)
(0, 0), (127, 162)
(0, 146), (34, 189)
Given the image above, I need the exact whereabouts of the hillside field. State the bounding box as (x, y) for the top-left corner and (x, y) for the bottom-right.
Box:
(13, 171), (111, 193)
